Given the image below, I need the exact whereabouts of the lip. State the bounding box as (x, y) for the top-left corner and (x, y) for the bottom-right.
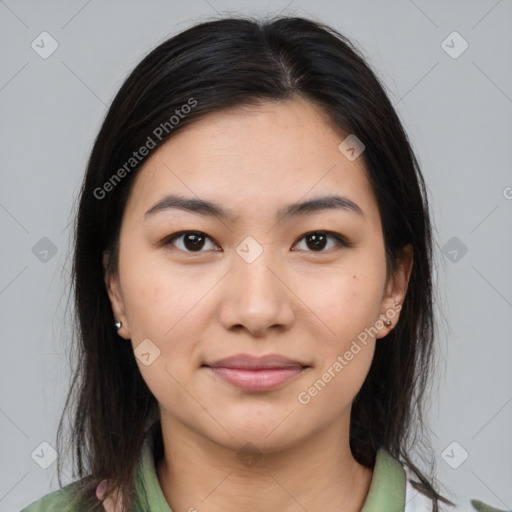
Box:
(205, 353), (307, 370)
(203, 353), (309, 392)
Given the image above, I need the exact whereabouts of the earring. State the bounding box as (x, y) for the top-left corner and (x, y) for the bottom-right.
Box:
(383, 320), (392, 327)
(114, 321), (122, 331)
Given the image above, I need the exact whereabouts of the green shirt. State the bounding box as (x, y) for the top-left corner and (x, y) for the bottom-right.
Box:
(18, 424), (502, 512)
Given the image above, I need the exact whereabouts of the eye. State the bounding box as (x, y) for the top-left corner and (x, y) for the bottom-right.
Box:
(292, 231), (350, 252)
(163, 230), (351, 254)
(164, 231), (220, 253)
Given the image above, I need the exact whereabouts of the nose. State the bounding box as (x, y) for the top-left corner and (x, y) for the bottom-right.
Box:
(217, 246), (295, 337)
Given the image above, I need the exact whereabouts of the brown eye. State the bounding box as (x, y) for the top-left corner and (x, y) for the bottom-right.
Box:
(293, 231), (349, 252)
(165, 231), (219, 253)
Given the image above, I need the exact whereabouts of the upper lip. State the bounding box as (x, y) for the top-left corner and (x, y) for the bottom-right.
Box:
(204, 353), (308, 370)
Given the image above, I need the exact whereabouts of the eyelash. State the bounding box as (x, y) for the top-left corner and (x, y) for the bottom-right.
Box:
(163, 230), (352, 254)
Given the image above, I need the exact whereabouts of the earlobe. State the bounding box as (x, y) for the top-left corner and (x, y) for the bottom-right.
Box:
(377, 244), (414, 338)
(103, 251), (130, 339)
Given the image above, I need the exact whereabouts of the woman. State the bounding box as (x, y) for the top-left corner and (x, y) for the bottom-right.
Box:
(20, 15), (499, 512)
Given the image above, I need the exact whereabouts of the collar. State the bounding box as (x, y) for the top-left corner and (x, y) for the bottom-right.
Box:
(360, 447), (406, 512)
(131, 422), (406, 511)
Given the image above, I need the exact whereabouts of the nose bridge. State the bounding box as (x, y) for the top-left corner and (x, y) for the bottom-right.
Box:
(218, 236), (294, 333)
(234, 237), (281, 299)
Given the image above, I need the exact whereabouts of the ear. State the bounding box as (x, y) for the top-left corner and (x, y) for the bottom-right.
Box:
(103, 251), (130, 339)
(375, 243), (414, 339)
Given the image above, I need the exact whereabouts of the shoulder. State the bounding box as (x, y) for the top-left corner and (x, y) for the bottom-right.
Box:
(18, 480), (86, 512)
(19, 422), (161, 512)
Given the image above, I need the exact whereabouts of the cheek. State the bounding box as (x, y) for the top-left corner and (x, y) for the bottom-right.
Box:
(119, 249), (205, 338)
(295, 268), (383, 400)
(304, 270), (383, 341)
(296, 278), (378, 414)
(128, 292), (210, 411)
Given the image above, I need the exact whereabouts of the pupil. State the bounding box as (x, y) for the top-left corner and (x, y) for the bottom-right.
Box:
(307, 233), (326, 251)
(184, 233), (204, 251)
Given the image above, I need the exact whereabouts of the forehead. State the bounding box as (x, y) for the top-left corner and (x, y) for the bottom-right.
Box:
(122, 97), (379, 225)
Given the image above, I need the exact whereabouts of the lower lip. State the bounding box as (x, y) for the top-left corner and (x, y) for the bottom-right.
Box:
(206, 366), (306, 391)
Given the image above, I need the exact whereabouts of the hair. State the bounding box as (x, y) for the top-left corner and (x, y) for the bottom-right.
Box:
(56, 14), (457, 511)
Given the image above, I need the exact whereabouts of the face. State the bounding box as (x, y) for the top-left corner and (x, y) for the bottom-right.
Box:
(104, 97), (412, 454)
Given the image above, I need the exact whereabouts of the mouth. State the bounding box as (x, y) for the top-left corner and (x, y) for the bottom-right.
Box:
(202, 353), (310, 392)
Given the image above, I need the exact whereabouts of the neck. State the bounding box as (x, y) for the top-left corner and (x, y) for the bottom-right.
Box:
(156, 415), (374, 512)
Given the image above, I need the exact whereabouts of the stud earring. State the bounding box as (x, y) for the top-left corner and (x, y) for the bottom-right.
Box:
(114, 321), (122, 331)
(383, 320), (392, 327)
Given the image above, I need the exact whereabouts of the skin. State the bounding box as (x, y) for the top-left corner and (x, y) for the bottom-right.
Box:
(104, 96), (413, 512)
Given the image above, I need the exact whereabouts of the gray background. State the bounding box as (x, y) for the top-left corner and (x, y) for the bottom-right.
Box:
(1, 1), (511, 511)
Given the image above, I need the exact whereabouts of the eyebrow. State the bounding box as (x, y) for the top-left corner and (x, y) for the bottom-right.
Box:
(144, 193), (364, 222)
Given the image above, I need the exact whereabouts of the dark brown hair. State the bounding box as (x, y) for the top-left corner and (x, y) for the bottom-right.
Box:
(56, 14), (457, 511)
